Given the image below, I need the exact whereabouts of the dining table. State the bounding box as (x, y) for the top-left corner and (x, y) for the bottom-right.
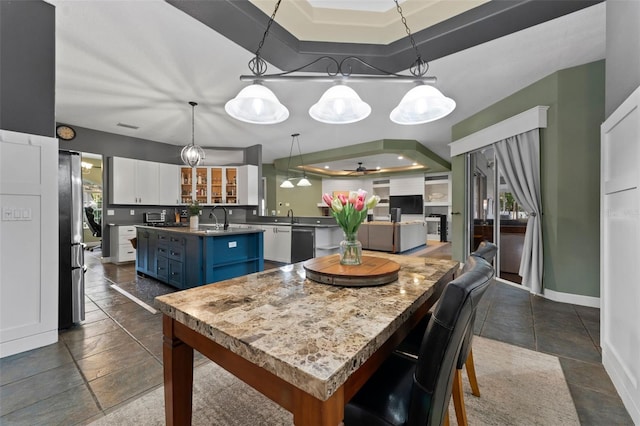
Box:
(155, 251), (459, 426)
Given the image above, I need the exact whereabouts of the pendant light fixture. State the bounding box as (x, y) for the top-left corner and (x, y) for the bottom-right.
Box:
(226, 0), (454, 125)
(181, 101), (205, 167)
(280, 133), (311, 188)
(294, 133), (311, 186)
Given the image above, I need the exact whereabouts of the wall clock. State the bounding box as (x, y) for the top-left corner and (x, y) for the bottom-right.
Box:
(56, 125), (76, 141)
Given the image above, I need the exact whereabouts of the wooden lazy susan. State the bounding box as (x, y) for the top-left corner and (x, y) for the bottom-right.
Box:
(303, 254), (400, 287)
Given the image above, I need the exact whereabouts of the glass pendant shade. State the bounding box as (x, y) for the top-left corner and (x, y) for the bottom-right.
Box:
(181, 144), (205, 167)
(390, 84), (456, 125)
(280, 179), (294, 189)
(225, 83), (289, 124)
(309, 85), (371, 124)
(297, 176), (312, 187)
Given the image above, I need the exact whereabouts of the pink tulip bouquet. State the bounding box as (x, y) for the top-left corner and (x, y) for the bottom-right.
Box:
(322, 190), (380, 235)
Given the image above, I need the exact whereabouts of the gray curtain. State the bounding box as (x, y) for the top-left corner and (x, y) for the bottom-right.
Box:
(494, 130), (543, 294)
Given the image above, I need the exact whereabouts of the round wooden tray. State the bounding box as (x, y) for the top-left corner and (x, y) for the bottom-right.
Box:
(303, 255), (400, 287)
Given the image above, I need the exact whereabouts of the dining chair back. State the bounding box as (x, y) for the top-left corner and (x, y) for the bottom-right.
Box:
(411, 256), (494, 425)
(344, 257), (494, 426)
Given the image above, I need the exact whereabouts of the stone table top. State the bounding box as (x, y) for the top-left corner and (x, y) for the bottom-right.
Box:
(155, 252), (458, 401)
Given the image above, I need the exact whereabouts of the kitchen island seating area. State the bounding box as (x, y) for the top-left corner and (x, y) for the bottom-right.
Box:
(156, 253), (459, 425)
(344, 256), (494, 425)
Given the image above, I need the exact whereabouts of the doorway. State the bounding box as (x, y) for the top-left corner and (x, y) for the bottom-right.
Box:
(81, 153), (103, 251)
(467, 147), (528, 284)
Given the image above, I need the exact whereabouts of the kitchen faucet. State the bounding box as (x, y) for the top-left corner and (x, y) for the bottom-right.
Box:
(286, 208), (295, 224)
(209, 206), (229, 230)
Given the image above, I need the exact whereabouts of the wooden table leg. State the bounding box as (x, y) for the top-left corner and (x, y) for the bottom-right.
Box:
(163, 315), (194, 426)
(292, 385), (344, 426)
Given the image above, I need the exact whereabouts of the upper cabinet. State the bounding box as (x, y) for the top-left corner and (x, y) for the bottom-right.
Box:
(178, 165), (258, 206)
(110, 157), (159, 205)
(158, 163), (180, 205)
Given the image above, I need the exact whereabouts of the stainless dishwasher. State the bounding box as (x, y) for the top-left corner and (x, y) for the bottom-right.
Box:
(291, 227), (315, 263)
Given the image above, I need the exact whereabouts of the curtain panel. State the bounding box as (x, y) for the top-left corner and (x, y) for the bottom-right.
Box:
(494, 130), (543, 294)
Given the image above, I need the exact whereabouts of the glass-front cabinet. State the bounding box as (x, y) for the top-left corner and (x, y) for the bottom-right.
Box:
(180, 167), (193, 204)
(210, 167), (223, 204)
(179, 165), (255, 205)
(225, 168), (238, 205)
(194, 167), (208, 204)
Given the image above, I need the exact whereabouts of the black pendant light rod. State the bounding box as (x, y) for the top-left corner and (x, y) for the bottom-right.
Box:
(244, 0), (436, 84)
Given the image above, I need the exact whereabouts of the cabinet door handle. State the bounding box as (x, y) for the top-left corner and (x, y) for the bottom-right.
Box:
(451, 212), (461, 215)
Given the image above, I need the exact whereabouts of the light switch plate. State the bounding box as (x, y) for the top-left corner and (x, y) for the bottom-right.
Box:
(107, 209), (115, 216)
(228, 241), (237, 248)
(130, 209), (135, 215)
(2, 207), (13, 221)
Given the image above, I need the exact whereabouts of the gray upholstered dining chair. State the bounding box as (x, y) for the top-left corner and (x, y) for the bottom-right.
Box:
(344, 256), (495, 426)
(395, 241), (497, 426)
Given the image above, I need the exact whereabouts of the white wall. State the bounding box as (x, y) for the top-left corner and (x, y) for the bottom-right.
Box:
(0, 130), (59, 357)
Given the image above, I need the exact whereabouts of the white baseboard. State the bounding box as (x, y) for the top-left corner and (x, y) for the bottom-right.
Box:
(0, 330), (58, 358)
(493, 278), (600, 308)
(603, 348), (640, 425)
(543, 288), (600, 308)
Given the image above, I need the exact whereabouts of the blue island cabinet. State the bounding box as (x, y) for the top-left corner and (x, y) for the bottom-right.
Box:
(203, 232), (264, 285)
(136, 227), (263, 289)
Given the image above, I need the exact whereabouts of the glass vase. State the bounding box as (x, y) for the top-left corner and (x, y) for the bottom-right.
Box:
(340, 232), (363, 265)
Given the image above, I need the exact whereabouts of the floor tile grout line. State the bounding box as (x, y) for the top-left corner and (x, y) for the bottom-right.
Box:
(59, 337), (107, 417)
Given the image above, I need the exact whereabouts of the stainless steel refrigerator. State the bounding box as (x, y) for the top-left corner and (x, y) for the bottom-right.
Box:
(58, 150), (86, 329)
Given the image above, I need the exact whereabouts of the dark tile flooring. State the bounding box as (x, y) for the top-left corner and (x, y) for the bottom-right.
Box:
(0, 246), (633, 425)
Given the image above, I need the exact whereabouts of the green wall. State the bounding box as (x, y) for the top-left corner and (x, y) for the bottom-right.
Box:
(451, 60), (604, 298)
(263, 164), (323, 217)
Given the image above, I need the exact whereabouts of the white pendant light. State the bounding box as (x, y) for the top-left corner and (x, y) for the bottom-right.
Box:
(309, 85), (371, 124)
(390, 84), (456, 125)
(225, 83), (289, 124)
(181, 101), (205, 167)
(280, 179), (294, 188)
(297, 177), (312, 187)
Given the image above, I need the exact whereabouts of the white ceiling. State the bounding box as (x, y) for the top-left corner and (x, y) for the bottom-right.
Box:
(50, 0), (605, 167)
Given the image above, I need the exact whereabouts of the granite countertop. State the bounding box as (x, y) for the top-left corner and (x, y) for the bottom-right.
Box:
(135, 224), (264, 236)
(156, 252), (458, 401)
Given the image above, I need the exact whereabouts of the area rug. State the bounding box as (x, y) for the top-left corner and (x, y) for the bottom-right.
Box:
(89, 337), (579, 425)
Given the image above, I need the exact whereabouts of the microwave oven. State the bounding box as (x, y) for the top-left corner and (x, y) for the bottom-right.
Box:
(144, 212), (165, 223)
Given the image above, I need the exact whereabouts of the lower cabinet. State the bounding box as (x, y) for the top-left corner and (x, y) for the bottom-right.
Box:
(111, 225), (137, 263)
(261, 225), (291, 263)
(136, 228), (263, 289)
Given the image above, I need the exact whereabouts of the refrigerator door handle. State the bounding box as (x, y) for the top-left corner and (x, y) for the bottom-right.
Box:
(71, 242), (86, 269)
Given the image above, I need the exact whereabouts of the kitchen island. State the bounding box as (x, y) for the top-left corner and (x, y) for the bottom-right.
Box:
(135, 225), (264, 289)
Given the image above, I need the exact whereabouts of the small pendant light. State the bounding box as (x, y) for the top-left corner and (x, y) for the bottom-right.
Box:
(181, 101), (205, 167)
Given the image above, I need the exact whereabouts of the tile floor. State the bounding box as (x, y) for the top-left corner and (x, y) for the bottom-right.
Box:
(0, 246), (633, 425)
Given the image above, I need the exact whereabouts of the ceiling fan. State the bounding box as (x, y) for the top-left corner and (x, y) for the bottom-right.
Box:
(345, 162), (377, 176)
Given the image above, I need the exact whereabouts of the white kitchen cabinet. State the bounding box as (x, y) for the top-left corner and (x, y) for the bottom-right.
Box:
(135, 160), (159, 204)
(261, 224), (291, 263)
(158, 163), (180, 205)
(110, 225), (137, 263)
(237, 165), (258, 205)
(110, 157), (159, 205)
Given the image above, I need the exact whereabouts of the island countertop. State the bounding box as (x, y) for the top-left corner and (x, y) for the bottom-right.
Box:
(156, 252), (458, 401)
(135, 224), (264, 236)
